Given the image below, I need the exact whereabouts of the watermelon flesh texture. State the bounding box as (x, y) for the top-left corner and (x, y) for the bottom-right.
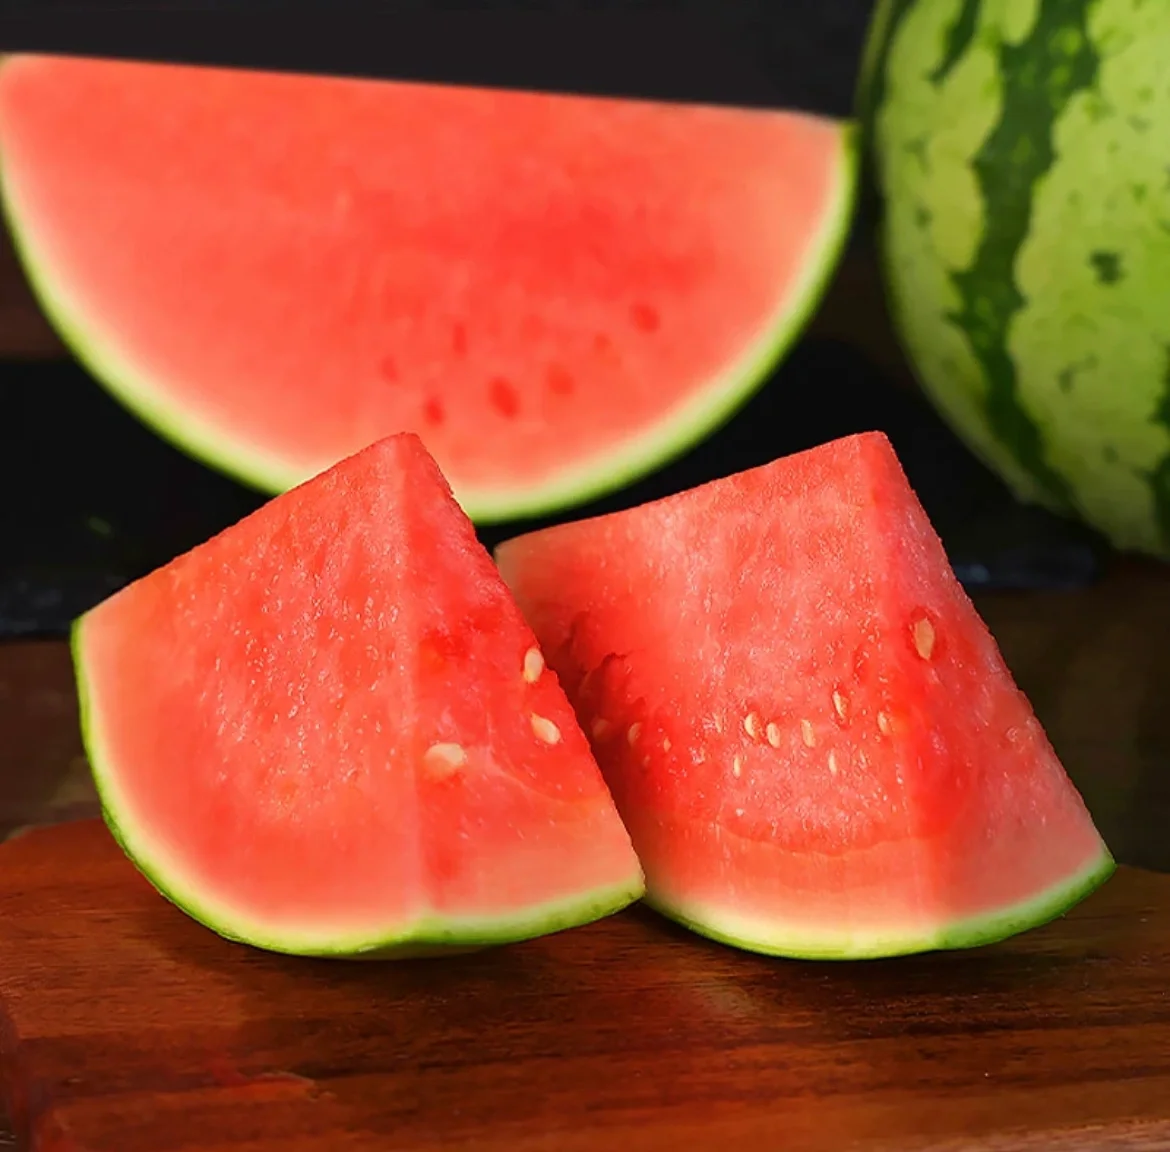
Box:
(495, 432), (1115, 959)
(73, 433), (644, 957)
(0, 54), (855, 522)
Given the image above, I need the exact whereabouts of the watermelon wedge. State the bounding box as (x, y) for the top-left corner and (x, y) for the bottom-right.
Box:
(495, 432), (1115, 959)
(0, 54), (856, 521)
(72, 432), (644, 957)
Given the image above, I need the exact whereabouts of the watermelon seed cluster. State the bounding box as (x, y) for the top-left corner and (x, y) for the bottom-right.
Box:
(522, 648), (563, 745)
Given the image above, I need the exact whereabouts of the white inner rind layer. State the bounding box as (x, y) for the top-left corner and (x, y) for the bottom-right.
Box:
(647, 848), (1116, 961)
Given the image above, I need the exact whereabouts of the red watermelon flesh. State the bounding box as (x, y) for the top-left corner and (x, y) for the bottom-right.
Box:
(495, 432), (1114, 958)
(0, 54), (855, 521)
(72, 432), (644, 957)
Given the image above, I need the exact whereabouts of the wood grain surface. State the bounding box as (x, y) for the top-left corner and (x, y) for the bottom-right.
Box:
(0, 557), (1169, 1150)
(0, 819), (1167, 1152)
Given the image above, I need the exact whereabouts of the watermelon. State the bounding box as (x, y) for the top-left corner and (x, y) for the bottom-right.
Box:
(495, 431), (1115, 959)
(861, 0), (1170, 559)
(71, 432), (644, 957)
(0, 54), (856, 523)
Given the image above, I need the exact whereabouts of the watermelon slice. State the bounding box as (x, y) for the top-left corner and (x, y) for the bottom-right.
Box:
(495, 432), (1115, 959)
(0, 54), (856, 521)
(71, 432), (644, 957)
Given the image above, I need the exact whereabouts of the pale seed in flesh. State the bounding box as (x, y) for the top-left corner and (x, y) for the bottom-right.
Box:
(531, 714), (562, 745)
(425, 743), (467, 775)
(522, 646), (545, 683)
(913, 617), (936, 660)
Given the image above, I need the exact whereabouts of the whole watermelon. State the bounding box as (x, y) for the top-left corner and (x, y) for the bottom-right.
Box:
(861, 0), (1170, 559)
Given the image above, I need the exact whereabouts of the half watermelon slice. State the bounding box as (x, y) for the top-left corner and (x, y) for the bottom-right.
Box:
(495, 432), (1115, 959)
(0, 54), (855, 521)
(72, 432), (644, 957)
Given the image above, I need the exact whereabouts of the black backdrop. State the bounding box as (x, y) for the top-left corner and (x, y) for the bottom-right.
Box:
(0, 6), (877, 117)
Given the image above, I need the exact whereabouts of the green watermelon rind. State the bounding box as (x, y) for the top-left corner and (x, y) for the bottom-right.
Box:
(0, 80), (858, 522)
(644, 847), (1116, 961)
(70, 616), (646, 959)
(853, 0), (911, 144)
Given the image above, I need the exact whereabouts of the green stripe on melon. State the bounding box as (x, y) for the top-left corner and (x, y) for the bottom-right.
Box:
(865, 0), (1170, 558)
(0, 55), (858, 524)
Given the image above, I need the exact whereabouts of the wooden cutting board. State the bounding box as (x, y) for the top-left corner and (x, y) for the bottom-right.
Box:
(0, 820), (1168, 1151)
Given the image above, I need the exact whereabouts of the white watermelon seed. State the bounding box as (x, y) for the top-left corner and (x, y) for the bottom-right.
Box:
(714, 715), (725, 734)
(592, 718), (613, 741)
(663, 737), (672, 752)
(913, 617), (936, 660)
(531, 714), (562, 745)
(800, 719), (817, 748)
(828, 750), (839, 776)
(627, 722), (643, 745)
(765, 722), (781, 748)
(522, 646), (545, 683)
(743, 711), (761, 739)
(877, 711), (894, 736)
(732, 755), (743, 778)
(735, 807), (745, 818)
(833, 691), (849, 720)
(425, 742), (467, 774)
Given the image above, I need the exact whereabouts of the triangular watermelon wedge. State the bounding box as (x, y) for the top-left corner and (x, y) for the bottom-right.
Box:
(495, 432), (1115, 959)
(72, 433), (644, 957)
(0, 54), (855, 521)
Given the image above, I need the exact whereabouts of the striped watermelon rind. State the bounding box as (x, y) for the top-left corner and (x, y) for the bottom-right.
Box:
(863, 0), (1170, 559)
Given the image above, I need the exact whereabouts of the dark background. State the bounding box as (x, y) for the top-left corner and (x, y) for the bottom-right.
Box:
(0, 4), (1107, 640)
(0, 7), (875, 116)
